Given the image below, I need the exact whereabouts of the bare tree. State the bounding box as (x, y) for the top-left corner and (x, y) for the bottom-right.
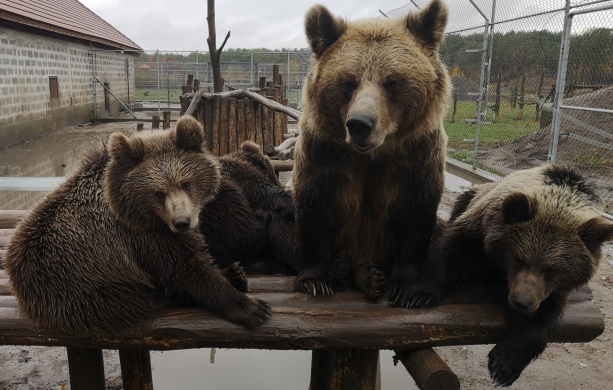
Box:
(207, 0), (230, 93)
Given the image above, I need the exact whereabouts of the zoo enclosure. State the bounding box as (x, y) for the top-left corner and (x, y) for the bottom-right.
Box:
(132, 0), (613, 212)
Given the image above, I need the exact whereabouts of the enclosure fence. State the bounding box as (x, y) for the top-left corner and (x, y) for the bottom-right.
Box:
(133, 0), (613, 212)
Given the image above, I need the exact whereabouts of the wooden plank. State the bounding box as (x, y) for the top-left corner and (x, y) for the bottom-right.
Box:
(395, 348), (460, 390)
(236, 99), (247, 147)
(219, 97), (230, 155)
(260, 102), (270, 147)
(119, 350), (154, 390)
(0, 229), (14, 248)
(211, 95), (222, 156)
(67, 347), (106, 390)
(254, 101), (262, 145)
(205, 98), (214, 152)
(245, 100), (256, 144)
(0, 210), (29, 229)
(228, 98), (238, 154)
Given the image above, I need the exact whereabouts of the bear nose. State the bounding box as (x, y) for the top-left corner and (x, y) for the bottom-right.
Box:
(346, 114), (374, 141)
(173, 216), (191, 232)
(511, 293), (534, 313)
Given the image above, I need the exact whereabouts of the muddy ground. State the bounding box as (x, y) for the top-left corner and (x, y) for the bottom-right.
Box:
(0, 120), (612, 389)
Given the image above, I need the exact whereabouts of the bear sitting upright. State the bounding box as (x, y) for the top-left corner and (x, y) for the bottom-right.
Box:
(292, 0), (450, 304)
(406, 164), (613, 386)
(5, 116), (271, 336)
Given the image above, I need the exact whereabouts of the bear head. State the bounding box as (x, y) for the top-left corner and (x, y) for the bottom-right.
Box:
(485, 192), (613, 314)
(105, 116), (221, 233)
(302, 0), (450, 153)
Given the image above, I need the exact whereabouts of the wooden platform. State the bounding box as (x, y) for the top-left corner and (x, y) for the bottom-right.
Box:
(0, 210), (605, 389)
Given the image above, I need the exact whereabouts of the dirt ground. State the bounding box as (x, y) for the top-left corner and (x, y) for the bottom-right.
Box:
(1, 119), (612, 389)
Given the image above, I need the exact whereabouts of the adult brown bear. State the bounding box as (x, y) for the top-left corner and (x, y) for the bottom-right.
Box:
(292, 0), (451, 305)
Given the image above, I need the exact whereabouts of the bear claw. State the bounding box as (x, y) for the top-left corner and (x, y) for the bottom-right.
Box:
(295, 278), (335, 297)
(222, 262), (249, 293)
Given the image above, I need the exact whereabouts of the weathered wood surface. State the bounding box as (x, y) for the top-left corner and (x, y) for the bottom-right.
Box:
(0, 211), (605, 353)
(395, 348), (460, 390)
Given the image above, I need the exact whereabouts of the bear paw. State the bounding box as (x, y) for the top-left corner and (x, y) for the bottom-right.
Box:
(366, 264), (387, 301)
(228, 297), (272, 329)
(294, 277), (335, 297)
(399, 285), (442, 308)
(223, 262), (249, 293)
(487, 341), (531, 387)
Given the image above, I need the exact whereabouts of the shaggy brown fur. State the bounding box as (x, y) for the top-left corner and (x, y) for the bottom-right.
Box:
(292, 0), (450, 304)
(405, 164), (613, 386)
(5, 116), (271, 336)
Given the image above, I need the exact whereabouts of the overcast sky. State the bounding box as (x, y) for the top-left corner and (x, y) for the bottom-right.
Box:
(79, 0), (606, 52)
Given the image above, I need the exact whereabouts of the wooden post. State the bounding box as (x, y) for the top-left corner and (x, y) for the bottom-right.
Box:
(395, 348), (460, 390)
(211, 95), (222, 156)
(137, 123), (144, 131)
(194, 79), (201, 93)
(518, 73), (526, 119)
(273, 64), (280, 86)
(228, 98), (238, 153)
(310, 349), (380, 390)
(67, 347), (106, 390)
(237, 99), (247, 147)
(493, 72), (501, 123)
(186, 74), (194, 91)
(219, 98), (230, 155)
(259, 76), (266, 89)
(245, 100), (256, 144)
(152, 115), (160, 129)
(163, 111), (171, 129)
(119, 350), (154, 390)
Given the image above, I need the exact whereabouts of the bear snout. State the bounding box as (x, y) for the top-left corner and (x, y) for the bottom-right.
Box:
(509, 291), (538, 313)
(346, 113), (375, 152)
(172, 216), (192, 232)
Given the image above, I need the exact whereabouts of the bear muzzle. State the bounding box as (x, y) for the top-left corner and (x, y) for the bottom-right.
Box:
(346, 113), (376, 152)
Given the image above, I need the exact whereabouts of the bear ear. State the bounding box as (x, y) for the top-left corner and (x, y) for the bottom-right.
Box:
(305, 4), (347, 59)
(174, 116), (205, 152)
(502, 192), (537, 224)
(405, 0), (448, 52)
(579, 216), (613, 255)
(108, 132), (145, 165)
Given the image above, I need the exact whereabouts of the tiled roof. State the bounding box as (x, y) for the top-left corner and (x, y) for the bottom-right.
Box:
(0, 0), (142, 52)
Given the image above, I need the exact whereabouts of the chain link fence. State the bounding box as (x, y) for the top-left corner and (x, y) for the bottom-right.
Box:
(133, 1), (613, 212)
(384, 0), (613, 212)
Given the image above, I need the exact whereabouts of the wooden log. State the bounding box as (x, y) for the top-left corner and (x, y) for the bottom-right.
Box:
(310, 349), (379, 390)
(67, 347), (106, 390)
(245, 100), (256, 145)
(264, 136), (297, 157)
(163, 111), (171, 130)
(270, 160), (295, 172)
(0, 229), (14, 247)
(273, 65), (280, 86)
(196, 99), (205, 126)
(186, 74), (194, 91)
(152, 115), (160, 130)
(0, 210), (28, 229)
(259, 77), (266, 89)
(260, 102), (270, 147)
(395, 348), (460, 390)
(181, 86), (192, 95)
(194, 79), (200, 93)
(219, 98), (230, 155)
(254, 101), (262, 145)
(180, 94), (190, 115)
(236, 99), (247, 147)
(228, 98), (238, 153)
(137, 123), (144, 131)
(119, 350), (154, 390)
(211, 95), (222, 156)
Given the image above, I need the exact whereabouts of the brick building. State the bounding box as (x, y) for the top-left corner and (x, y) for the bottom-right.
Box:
(0, 0), (142, 148)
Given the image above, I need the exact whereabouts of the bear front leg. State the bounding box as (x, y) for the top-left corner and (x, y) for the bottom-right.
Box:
(222, 262), (249, 293)
(293, 175), (339, 297)
(488, 293), (567, 387)
(172, 253), (272, 329)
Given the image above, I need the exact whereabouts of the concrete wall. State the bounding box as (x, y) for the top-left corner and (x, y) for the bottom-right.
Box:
(0, 27), (136, 148)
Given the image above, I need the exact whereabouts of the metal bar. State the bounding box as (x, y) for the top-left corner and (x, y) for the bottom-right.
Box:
(468, 0), (488, 20)
(570, 2), (613, 17)
(93, 76), (138, 119)
(548, 0), (572, 163)
(157, 50), (161, 114)
(561, 112), (613, 141)
(560, 105), (613, 115)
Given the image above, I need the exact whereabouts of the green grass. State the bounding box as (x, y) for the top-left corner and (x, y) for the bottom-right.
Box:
(444, 101), (540, 148)
(135, 88), (184, 101)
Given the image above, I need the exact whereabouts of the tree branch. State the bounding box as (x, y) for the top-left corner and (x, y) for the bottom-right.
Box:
(219, 31), (231, 53)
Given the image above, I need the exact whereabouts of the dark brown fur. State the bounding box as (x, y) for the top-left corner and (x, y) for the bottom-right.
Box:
(4, 116), (271, 336)
(405, 164), (613, 386)
(293, 0), (450, 303)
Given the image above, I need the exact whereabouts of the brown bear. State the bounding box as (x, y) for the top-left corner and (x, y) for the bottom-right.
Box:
(4, 116), (271, 336)
(405, 164), (613, 386)
(292, 0), (450, 304)
(200, 141), (301, 274)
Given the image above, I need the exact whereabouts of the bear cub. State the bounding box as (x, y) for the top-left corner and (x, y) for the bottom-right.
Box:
(406, 164), (613, 386)
(292, 0), (450, 304)
(5, 116), (271, 336)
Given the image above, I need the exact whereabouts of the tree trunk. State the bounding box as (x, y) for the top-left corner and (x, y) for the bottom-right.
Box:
(207, 0), (230, 93)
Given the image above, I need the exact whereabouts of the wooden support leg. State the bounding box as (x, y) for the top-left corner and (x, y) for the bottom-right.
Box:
(66, 347), (106, 390)
(394, 348), (460, 390)
(309, 349), (380, 390)
(119, 349), (154, 390)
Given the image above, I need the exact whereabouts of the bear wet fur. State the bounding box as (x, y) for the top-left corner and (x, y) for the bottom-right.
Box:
(405, 164), (613, 386)
(5, 116), (271, 336)
(292, 0), (450, 303)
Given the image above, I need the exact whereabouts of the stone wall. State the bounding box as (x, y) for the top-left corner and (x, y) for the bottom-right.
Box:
(0, 27), (137, 148)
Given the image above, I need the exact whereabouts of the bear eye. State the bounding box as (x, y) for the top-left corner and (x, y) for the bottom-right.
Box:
(341, 80), (357, 93)
(182, 182), (191, 190)
(154, 191), (166, 200)
(385, 79), (403, 93)
(514, 257), (527, 269)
